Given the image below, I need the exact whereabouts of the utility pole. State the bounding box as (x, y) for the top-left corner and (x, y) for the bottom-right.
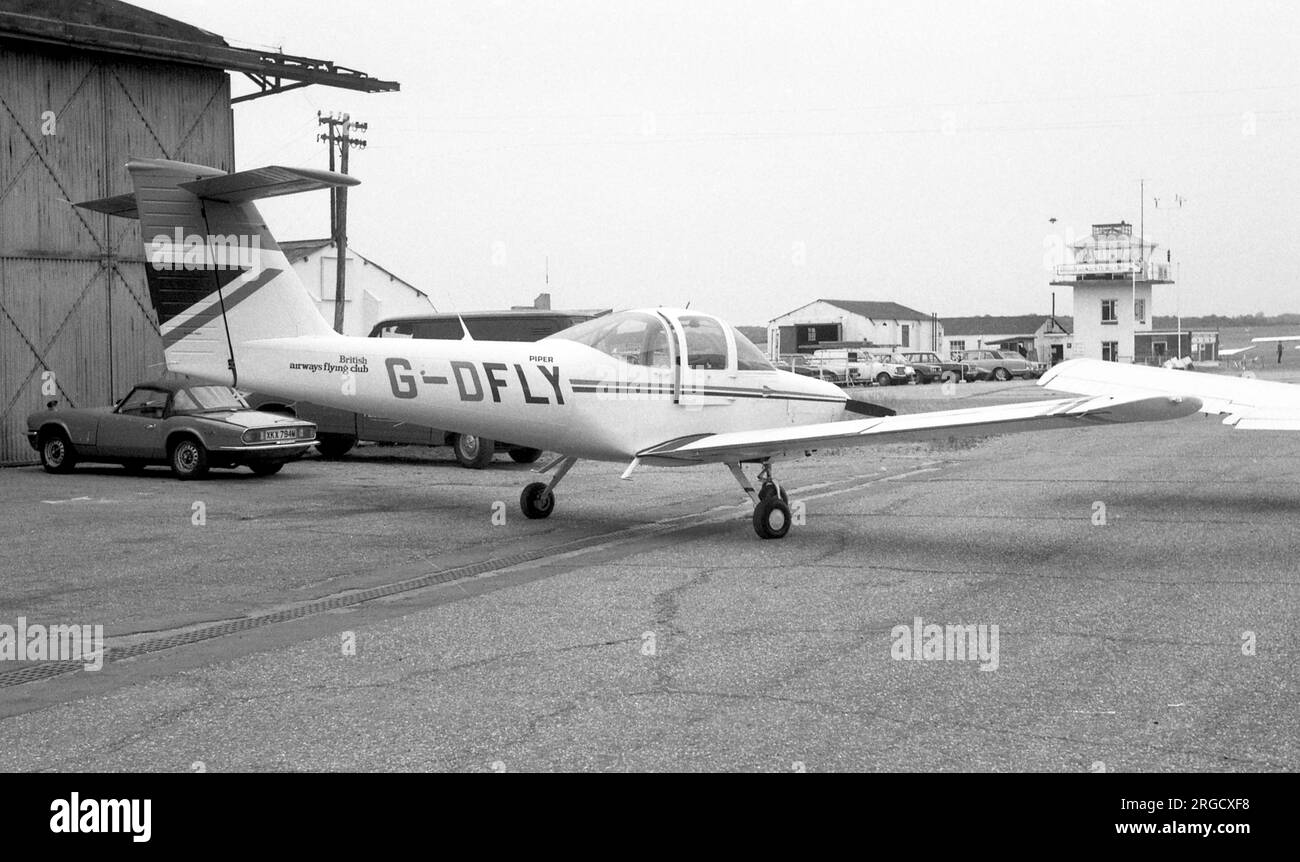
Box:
(317, 112), (367, 333)
(1155, 193), (1186, 357)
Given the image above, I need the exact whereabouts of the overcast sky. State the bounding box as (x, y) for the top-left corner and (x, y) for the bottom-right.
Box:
(134, 0), (1300, 324)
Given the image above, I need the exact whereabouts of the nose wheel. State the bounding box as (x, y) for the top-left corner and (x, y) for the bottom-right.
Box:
(520, 455), (577, 520)
(728, 461), (793, 539)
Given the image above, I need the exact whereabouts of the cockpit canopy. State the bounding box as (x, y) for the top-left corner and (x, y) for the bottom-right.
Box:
(549, 310), (774, 371)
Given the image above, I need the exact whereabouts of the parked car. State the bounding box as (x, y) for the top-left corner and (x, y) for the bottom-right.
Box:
(807, 348), (913, 386)
(859, 352), (915, 386)
(27, 381), (316, 479)
(246, 309), (602, 467)
(900, 351), (974, 383)
(951, 349), (1046, 381)
(776, 354), (847, 385)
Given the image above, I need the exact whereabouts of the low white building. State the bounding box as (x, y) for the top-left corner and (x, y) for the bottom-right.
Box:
(281, 239), (435, 337)
(768, 299), (941, 358)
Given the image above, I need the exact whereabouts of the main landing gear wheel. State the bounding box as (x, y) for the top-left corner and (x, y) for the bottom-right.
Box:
(520, 481), (555, 519)
(727, 461), (796, 540)
(753, 496), (792, 540)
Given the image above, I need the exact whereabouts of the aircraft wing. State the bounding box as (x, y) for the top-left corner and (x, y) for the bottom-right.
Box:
(1039, 357), (1300, 430)
(636, 392), (1200, 464)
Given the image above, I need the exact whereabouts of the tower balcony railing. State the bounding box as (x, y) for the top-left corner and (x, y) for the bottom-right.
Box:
(1053, 260), (1173, 281)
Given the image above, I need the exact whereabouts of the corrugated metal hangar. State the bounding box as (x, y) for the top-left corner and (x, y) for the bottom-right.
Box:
(0, 0), (396, 464)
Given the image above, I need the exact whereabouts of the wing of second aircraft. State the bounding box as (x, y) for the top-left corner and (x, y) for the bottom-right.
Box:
(1039, 357), (1300, 430)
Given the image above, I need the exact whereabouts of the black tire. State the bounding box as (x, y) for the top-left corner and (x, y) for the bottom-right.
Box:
(452, 432), (495, 469)
(520, 481), (555, 519)
(508, 447), (543, 465)
(993, 367), (1011, 382)
(249, 462), (284, 476)
(315, 433), (356, 459)
(875, 372), (891, 387)
(169, 436), (209, 480)
(753, 496), (792, 540)
(39, 429), (77, 473)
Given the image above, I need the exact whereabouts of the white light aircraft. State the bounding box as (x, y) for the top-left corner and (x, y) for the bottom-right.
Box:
(78, 159), (1201, 538)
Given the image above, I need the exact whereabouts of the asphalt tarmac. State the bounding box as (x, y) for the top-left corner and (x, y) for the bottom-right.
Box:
(1, 379), (1295, 771)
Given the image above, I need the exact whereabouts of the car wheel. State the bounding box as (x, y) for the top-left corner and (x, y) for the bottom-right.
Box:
(993, 367), (1011, 382)
(508, 447), (543, 464)
(875, 372), (891, 387)
(249, 462), (284, 476)
(39, 429), (77, 473)
(315, 433), (356, 459)
(169, 437), (209, 480)
(451, 432), (495, 469)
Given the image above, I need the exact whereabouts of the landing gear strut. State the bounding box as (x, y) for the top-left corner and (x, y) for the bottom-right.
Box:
(520, 455), (577, 520)
(728, 461), (792, 540)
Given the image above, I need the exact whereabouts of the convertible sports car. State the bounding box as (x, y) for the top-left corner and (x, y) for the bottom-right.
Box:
(27, 381), (316, 479)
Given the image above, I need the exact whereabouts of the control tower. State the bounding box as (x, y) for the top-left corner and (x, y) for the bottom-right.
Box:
(1051, 222), (1173, 363)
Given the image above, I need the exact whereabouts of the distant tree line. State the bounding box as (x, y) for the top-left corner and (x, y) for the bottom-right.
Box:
(1152, 312), (1300, 329)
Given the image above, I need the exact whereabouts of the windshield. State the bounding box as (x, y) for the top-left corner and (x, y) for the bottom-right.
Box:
(731, 327), (774, 371)
(175, 385), (248, 413)
(549, 311), (672, 368)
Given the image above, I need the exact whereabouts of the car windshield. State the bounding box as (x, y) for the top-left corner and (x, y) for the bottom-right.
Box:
(175, 385), (248, 413)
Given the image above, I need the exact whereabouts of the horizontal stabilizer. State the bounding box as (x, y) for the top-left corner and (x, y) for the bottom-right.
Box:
(178, 165), (358, 203)
(73, 192), (139, 219)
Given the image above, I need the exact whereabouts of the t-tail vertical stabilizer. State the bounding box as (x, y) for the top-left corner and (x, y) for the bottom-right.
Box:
(76, 159), (356, 385)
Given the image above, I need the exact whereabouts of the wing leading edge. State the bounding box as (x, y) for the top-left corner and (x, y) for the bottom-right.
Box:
(637, 393), (1200, 465)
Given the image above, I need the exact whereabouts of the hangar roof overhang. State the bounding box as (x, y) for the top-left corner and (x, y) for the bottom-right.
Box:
(0, 0), (399, 103)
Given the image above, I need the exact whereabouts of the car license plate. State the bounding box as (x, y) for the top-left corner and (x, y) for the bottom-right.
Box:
(261, 429), (297, 441)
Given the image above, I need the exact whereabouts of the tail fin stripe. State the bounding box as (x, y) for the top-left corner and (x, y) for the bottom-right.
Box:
(161, 267), (281, 349)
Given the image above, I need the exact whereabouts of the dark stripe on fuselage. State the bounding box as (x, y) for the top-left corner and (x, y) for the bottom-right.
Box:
(568, 380), (844, 405)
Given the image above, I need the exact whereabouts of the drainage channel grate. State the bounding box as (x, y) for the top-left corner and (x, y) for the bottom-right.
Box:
(0, 530), (651, 689)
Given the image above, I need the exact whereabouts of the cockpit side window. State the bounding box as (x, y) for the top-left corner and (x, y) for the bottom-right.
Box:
(679, 315), (729, 370)
(549, 311), (671, 368)
(731, 326), (775, 371)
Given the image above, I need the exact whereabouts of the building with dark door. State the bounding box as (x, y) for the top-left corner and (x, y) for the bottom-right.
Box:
(0, 0), (397, 464)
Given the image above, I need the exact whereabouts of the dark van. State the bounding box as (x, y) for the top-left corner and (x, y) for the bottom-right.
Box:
(247, 309), (602, 468)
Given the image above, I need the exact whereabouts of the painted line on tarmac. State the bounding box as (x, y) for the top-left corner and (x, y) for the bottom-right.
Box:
(0, 459), (945, 689)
